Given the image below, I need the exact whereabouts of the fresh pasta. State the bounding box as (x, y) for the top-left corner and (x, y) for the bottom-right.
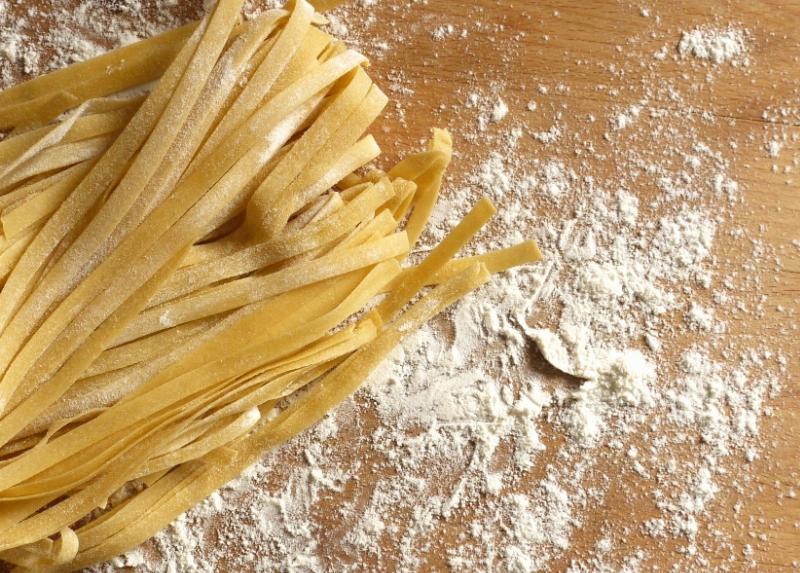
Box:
(0, 1), (543, 571)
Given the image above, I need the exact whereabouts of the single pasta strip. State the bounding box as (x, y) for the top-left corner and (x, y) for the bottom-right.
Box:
(0, 102), (91, 181)
(0, 528), (78, 569)
(1, 162), (95, 240)
(0, 135), (117, 195)
(0, 170), (78, 213)
(386, 240), (544, 292)
(0, 23), (198, 130)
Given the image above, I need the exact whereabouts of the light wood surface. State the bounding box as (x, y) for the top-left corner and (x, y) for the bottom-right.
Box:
(351, 1), (800, 569)
(5, 1), (799, 571)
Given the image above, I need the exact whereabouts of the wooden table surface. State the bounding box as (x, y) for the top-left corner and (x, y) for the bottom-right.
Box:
(336, 0), (800, 570)
(4, 0), (799, 571)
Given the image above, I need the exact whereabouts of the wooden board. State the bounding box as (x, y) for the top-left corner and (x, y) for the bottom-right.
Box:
(347, 2), (800, 568)
(1, 0), (798, 571)
(350, 1), (800, 569)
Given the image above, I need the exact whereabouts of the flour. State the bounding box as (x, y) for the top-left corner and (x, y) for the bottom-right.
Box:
(491, 98), (509, 123)
(684, 302), (718, 332)
(432, 24), (455, 41)
(668, 346), (774, 454)
(612, 104), (642, 130)
(528, 329), (655, 445)
(766, 139), (783, 158)
(678, 27), (747, 66)
(531, 124), (562, 144)
(532, 160), (572, 199)
(466, 90), (516, 133)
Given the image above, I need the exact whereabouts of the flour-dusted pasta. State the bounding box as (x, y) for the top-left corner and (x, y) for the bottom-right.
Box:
(0, 1), (542, 570)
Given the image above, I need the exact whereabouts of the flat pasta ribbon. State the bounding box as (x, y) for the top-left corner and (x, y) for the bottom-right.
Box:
(0, 1), (543, 571)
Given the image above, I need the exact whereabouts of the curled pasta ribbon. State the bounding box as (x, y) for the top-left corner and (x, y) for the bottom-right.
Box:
(0, 527), (78, 570)
(0, 0), (543, 571)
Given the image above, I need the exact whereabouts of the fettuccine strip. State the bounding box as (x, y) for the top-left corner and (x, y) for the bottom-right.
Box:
(0, 2), (543, 571)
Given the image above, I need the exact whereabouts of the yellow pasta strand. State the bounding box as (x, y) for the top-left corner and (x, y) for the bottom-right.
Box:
(0, 23), (197, 130)
(0, 2), (545, 570)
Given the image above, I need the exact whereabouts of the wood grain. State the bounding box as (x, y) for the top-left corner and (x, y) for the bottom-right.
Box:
(333, 1), (800, 569)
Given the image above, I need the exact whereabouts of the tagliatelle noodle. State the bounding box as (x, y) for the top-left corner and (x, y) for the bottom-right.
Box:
(0, 135), (117, 195)
(0, 267), (396, 512)
(25, 270), (372, 439)
(119, 233), (408, 344)
(246, 68), (385, 239)
(0, 1), (247, 416)
(193, 1), (315, 164)
(0, 23), (198, 130)
(146, 178), (393, 307)
(46, 266), (489, 573)
(100, 11), (288, 251)
(0, 227), (39, 285)
(0, 102), (139, 185)
(1, 163), (96, 240)
(0, 1), (544, 570)
(0, 14), (209, 342)
(0, 248), (187, 451)
(0, 82), (380, 453)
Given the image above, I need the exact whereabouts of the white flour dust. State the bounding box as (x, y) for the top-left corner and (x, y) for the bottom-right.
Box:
(678, 27), (748, 66)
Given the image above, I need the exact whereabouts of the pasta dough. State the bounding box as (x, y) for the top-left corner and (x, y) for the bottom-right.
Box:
(0, 1), (543, 571)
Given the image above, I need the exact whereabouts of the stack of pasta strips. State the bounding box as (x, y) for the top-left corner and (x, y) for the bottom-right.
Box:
(0, 1), (541, 570)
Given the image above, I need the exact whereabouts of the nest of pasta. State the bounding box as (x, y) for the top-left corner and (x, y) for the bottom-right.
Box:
(0, 1), (541, 570)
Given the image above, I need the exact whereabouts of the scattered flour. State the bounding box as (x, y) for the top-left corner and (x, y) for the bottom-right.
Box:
(612, 104), (642, 130)
(533, 330), (656, 445)
(491, 98), (509, 123)
(678, 27), (748, 66)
